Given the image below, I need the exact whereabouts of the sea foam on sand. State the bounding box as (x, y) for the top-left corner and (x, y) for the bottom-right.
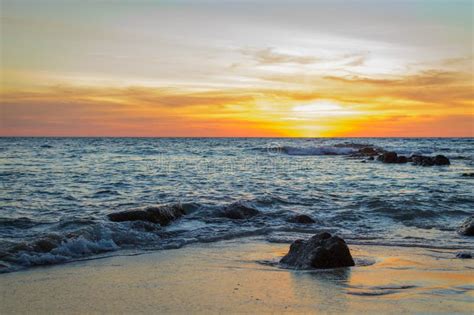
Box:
(0, 238), (473, 314)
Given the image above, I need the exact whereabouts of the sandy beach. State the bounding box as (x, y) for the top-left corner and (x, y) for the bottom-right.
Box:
(1, 238), (472, 314)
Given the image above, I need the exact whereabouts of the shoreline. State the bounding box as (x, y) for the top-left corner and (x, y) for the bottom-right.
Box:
(1, 238), (472, 314)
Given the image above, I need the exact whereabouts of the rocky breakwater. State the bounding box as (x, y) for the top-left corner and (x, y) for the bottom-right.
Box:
(351, 145), (451, 166)
(377, 151), (452, 165)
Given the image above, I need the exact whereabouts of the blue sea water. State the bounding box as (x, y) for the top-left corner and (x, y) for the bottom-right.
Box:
(0, 138), (473, 272)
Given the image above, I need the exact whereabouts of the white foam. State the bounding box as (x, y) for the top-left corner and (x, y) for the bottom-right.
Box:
(16, 236), (119, 267)
(281, 146), (357, 156)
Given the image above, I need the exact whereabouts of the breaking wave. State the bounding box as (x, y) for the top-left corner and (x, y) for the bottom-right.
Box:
(261, 145), (358, 156)
(1, 137), (473, 273)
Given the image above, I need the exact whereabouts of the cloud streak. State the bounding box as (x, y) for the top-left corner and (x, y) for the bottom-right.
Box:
(1, 66), (472, 137)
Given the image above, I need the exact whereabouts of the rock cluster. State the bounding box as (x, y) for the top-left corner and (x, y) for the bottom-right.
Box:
(280, 232), (355, 269)
(373, 151), (450, 166)
(353, 145), (451, 166)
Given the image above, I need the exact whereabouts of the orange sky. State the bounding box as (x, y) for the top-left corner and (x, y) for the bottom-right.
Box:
(1, 0), (473, 137)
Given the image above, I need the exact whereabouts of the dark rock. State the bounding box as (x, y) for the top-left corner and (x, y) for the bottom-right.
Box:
(412, 155), (434, 166)
(456, 252), (472, 259)
(108, 204), (186, 225)
(358, 147), (378, 156)
(457, 216), (474, 236)
(462, 173), (474, 177)
(288, 214), (316, 224)
(368, 156), (375, 161)
(360, 160), (367, 163)
(33, 234), (62, 252)
(33, 239), (58, 253)
(219, 201), (259, 220)
(280, 232), (355, 269)
(378, 152), (398, 163)
(410, 154), (450, 166)
(433, 155), (450, 165)
(397, 156), (408, 163)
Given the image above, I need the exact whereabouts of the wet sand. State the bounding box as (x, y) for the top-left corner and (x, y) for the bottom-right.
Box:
(1, 238), (473, 314)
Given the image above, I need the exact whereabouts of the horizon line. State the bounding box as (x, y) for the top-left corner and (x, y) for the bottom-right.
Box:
(1, 136), (473, 139)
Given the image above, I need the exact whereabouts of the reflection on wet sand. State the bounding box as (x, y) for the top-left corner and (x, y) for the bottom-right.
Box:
(0, 239), (472, 314)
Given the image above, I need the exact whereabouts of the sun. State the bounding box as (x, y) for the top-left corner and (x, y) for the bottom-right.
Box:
(292, 101), (358, 118)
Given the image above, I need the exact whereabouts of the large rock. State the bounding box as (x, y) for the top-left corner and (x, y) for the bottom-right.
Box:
(458, 216), (474, 236)
(280, 232), (355, 269)
(218, 201), (259, 219)
(288, 214), (316, 224)
(108, 204), (186, 225)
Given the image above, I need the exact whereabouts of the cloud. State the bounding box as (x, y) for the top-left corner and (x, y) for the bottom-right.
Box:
(324, 70), (469, 87)
(1, 65), (473, 137)
(327, 114), (474, 137)
(241, 47), (320, 65)
(241, 48), (369, 69)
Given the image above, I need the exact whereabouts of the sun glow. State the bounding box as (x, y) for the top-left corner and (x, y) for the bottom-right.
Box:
(292, 101), (358, 118)
(0, 0), (472, 137)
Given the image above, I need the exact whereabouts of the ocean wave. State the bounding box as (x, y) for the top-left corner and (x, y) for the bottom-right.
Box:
(0, 220), (164, 273)
(270, 145), (358, 156)
(0, 198), (288, 272)
(1, 193), (472, 273)
(0, 217), (46, 229)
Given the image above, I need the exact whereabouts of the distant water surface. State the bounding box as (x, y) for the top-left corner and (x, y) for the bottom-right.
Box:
(0, 138), (473, 272)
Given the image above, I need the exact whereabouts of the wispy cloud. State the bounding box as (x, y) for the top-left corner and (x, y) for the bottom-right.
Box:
(241, 47), (320, 65)
(1, 65), (472, 137)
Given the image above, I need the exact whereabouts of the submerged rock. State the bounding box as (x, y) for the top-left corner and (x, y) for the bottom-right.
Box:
(108, 204), (186, 225)
(219, 201), (259, 220)
(412, 154), (450, 166)
(412, 155), (433, 166)
(358, 147), (379, 156)
(457, 216), (474, 236)
(433, 155), (450, 165)
(397, 156), (408, 163)
(288, 214), (316, 224)
(33, 236), (62, 253)
(280, 232), (355, 269)
(462, 173), (474, 177)
(377, 152), (398, 163)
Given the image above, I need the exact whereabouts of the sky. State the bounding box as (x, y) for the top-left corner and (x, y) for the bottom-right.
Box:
(0, 0), (473, 137)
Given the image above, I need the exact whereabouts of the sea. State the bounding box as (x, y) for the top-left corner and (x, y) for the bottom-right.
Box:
(0, 137), (473, 272)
